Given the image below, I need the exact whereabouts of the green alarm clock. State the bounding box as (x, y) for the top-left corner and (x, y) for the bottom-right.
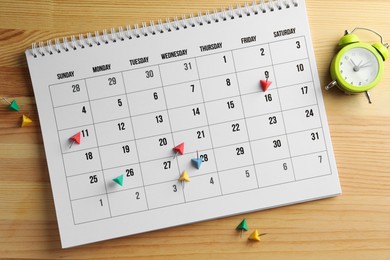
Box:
(325, 27), (389, 103)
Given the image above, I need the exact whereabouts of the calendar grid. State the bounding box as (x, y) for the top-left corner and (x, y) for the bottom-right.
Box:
(157, 64), (188, 202)
(267, 43), (297, 182)
(48, 36), (335, 225)
(69, 164), (332, 204)
(193, 57), (224, 196)
(302, 36), (334, 176)
(84, 78), (112, 218)
(24, 0), (344, 245)
(230, 50), (260, 188)
(55, 102), (319, 138)
(63, 142), (326, 182)
(120, 71), (150, 211)
(61, 133), (327, 184)
(69, 170), (334, 226)
(48, 85), (78, 225)
(50, 80), (315, 113)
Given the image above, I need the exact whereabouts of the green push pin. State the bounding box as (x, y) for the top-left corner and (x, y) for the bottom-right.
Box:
(236, 218), (249, 237)
(1, 98), (20, 112)
(9, 100), (20, 112)
(112, 175), (124, 186)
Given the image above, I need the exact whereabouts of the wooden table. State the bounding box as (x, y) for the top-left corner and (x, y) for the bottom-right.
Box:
(1, 0), (389, 258)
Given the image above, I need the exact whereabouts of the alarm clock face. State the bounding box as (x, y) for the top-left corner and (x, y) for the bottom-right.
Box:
(339, 47), (379, 87)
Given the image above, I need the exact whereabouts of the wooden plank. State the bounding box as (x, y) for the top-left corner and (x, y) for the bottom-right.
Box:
(0, 0), (389, 258)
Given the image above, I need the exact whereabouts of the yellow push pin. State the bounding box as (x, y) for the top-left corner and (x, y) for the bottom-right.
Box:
(21, 114), (32, 127)
(248, 229), (267, 242)
(178, 170), (190, 189)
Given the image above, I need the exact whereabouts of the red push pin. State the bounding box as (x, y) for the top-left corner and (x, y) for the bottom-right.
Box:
(173, 142), (184, 157)
(260, 71), (272, 92)
(69, 132), (81, 148)
(260, 79), (272, 92)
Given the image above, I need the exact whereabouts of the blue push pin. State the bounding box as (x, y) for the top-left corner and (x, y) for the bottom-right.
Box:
(191, 158), (203, 169)
(191, 151), (203, 169)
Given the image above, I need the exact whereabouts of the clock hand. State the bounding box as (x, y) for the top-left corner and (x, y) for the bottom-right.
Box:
(351, 59), (362, 72)
(350, 58), (358, 67)
(359, 62), (372, 68)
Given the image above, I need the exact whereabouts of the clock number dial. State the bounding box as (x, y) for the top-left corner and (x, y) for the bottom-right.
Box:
(339, 47), (379, 87)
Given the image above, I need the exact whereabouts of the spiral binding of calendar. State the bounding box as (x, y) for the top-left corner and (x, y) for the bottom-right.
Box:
(29, 0), (298, 58)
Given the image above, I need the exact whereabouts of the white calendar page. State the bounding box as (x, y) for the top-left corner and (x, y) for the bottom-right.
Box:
(26, 0), (341, 248)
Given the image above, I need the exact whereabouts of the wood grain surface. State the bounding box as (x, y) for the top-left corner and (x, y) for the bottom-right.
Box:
(1, 0), (390, 259)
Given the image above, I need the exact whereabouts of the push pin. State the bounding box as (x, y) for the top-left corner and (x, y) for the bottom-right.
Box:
(191, 150), (203, 169)
(112, 175), (124, 186)
(178, 170), (190, 189)
(21, 114), (32, 127)
(260, 72), (272, 92)
(248, 229), (267, 242)
(236, 218), (249, 238)
(69, 132), (81, 148)
(1, 97), (20, 112)
(173, 142), (185, 158)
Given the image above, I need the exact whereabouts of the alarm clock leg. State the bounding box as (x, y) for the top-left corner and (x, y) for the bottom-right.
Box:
(325, 80), (337, 90)
(365, 91), (372, 104)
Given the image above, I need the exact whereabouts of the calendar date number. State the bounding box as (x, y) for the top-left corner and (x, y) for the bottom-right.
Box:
(72, 84), (80, 92)
(89, 175), (98, 183)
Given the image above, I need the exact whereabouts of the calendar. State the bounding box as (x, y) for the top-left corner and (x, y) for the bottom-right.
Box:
(26, 0), (341, 248)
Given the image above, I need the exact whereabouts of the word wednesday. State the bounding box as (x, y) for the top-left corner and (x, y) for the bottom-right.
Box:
(161, 49), (188, 59)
